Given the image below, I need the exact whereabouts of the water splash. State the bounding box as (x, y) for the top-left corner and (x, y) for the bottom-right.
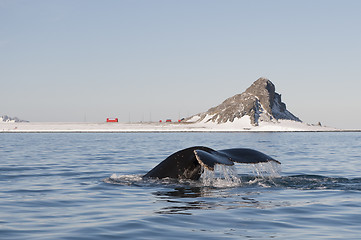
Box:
(241, 161), (282, 187)
(104, 173), (144, 185)
(249, 161), (281, 178)
(201, 165), (241, 187)
(104, 162), (282, 188)
(201, 162), (281, 187)
(104, 173), (183, 187)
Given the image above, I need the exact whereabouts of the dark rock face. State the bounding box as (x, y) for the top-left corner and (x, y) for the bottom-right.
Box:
(245, 78), (276, 114)
(187, 78), (301, 126)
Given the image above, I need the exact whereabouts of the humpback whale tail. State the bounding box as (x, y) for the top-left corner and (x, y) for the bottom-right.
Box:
(143, 146), (280, 180)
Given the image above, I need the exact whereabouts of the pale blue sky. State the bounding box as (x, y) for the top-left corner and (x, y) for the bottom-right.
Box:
(1, 0), (361, 129)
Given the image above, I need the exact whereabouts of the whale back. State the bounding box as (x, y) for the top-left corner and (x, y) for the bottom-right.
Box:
(143, 146), (214, 180)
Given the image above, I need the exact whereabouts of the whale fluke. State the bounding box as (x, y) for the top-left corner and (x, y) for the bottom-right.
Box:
(218, 148), (281, 165)
(143, 146), (280, 180)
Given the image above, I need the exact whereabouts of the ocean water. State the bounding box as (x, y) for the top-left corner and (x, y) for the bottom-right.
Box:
(1, 132), (361, 239)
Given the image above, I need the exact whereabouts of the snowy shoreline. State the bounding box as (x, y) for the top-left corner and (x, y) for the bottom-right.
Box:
(0, 121), (354, 133)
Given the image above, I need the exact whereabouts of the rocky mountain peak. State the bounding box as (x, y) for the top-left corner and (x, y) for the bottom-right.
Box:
(245, 77), (275, 114)
(187, 77), (301, 126)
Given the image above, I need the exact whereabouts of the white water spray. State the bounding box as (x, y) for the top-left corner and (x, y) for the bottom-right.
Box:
(200, 162), (281, 187)
(201, 165), (241, 187)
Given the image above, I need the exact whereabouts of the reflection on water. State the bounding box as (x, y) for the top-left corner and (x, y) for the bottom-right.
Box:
(151, 176), (361, 215)
(155, 186), (205, 198)
(152, 186), (276, 215)
(152, 162), (284, 215)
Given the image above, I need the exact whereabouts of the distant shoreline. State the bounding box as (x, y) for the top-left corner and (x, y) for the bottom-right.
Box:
(2, 130), (360, 133)
(1, 121), (359, 133)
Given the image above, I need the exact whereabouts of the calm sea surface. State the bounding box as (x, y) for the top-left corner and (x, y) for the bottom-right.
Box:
(1, 132), (361, 239)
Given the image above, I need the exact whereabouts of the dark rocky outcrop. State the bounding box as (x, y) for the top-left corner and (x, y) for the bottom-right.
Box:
(0, 115), (29, 123)
(187, 78), (301, 126)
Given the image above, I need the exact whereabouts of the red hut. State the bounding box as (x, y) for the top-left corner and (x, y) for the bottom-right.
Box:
(106, 118), (118, 123)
